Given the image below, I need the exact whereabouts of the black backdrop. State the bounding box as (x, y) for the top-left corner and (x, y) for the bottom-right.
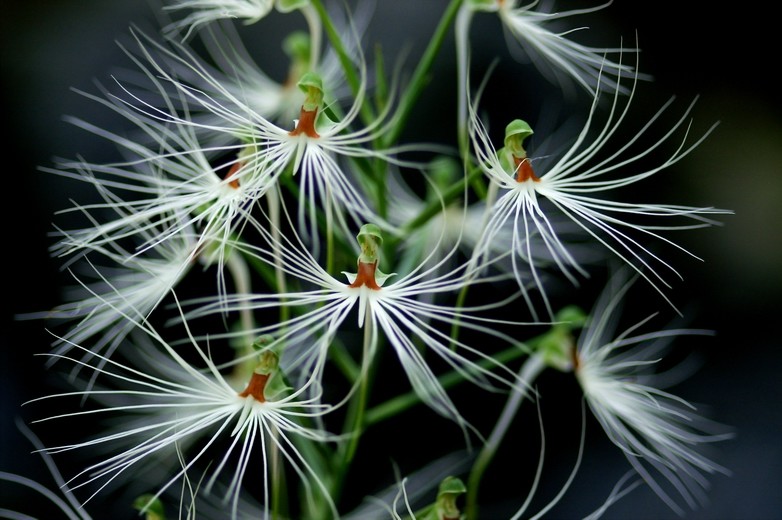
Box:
(2, 1), (780, 519)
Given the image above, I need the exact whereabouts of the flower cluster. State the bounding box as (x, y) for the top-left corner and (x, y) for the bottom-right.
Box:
(10, 1), (733, 519)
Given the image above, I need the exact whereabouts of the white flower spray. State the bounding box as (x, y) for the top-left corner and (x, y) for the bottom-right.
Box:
(10, 1), (735, 519)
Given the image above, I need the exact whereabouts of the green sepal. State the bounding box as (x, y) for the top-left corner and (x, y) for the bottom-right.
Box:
(237, 142), (257, 162)
(297, 71), (324, 111)
(251, 345), (292, 401)
(357, 223), (383, 264)
(421, 476), (466, 520)
(263, 368), (291, 401)
(504, 119), (534, 159)
(133, 494), (166, 520)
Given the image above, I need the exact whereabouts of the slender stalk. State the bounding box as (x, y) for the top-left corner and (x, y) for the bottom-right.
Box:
(330, 302), (379, 505)
(326, 184), (335, 275)
(383, 0), (465, 148)
(340, 305), (373, 465)
(310, 0), (376, 125)
(465, 355), (547, 520)
(270, 425), (286, 520)
(301, 4), (322, 72)
(226, 249), (288, 519)
(365, 340), (538, 425)
(267, 187), (290, 323)
(327, 338), (361, 383)
(226, 251), (256, 379)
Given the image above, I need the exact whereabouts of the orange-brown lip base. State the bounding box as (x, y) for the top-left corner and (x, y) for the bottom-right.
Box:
(225, 161), (242, 189)
(238, 372), (269, 402)
(348, 260), (381, 290)
(289, 107), (320, 138)
(514, 156), (540, 183)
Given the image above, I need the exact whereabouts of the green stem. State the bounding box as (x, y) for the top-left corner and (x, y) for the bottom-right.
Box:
(278, 174), (353, 255)
(365, 339), (539, 425)
(449, 281), (470, 348)
(328, 337), (361, 383)
(465, 355), (546, 520)
(310, 0), (376, 125)
(326, 185), (335, 275)
(270, 426), (287, 520)
(372, 44), (389, 220)
(332, 305), (376, 500)
(301, 5), (322, 72)
(225, 251), (257, 379)
(383, 0), (465, 148)
(268, 187), (290, 323)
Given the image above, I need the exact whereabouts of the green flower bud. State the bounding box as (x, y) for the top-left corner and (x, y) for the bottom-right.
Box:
(428, 156), (461, 193)
(251, 334), (275, 354)
(283, 31), (311, 64)
(133, 495), (166, 520)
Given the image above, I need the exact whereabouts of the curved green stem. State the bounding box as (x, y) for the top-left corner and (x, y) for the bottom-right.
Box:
(270, 425), (286, 520)
(366, 340), (538, 425)
(326, 184), (335, 275)
(331, 305), (376, 501)
(267, 187), (290, 323)
(449, 281), (471, 348)
(310, 0), (376, 125)
(226, 251), (256, 379)
(383, 0), (465, 148)
(301, 4), (322, 71)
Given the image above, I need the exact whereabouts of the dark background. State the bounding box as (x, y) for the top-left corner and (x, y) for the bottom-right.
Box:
(2, 1), (780, 519)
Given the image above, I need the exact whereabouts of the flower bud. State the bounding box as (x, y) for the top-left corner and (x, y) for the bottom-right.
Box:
(283, 31), (311, 65)
(133, 494), (166, 520)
